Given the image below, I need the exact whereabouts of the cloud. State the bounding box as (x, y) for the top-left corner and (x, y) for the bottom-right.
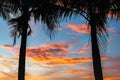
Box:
(0, 45), (20, 57)
(1, 72), (120, 80)
(0, 61), (15, 67)
(0, 40), (108, 67)
(0, 56), (18, 61)
(108, 30), (120, 42)
(72, 45), (91, 54)
(26, 42), (71, 63)
(64, 38), (80, 45)
(104, 76), (120, 80)
(29, 17), (37, 37)
(82, 75), (93, 79)
(67, 24), (90, 34)
(100, 57), (120, 80)
(66, 24), (115, 35)
(107, 27), (116, 32)
(0, 56), (119, 80)
(67, 69), (85, 74)
(35, 57), (107, 67)
(0, 61), (17, 80)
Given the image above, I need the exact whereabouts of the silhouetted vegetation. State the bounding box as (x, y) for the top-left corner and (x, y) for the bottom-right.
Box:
(0, 0), (120, 80)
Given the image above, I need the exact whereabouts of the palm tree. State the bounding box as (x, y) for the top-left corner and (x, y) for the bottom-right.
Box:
(8, 3), (30, 80)
(7, 0), (74, 80)
(57, 0), (120, 80)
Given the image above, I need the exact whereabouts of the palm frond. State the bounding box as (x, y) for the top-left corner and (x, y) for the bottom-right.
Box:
(9, 13), (31, 45)
(0, 0), (10, 19)
(109, 0), (120, 19)
(31, 1), (75, 38)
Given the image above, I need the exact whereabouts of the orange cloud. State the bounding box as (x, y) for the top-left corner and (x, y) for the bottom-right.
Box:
(0, 61), (15, 67)
(67, 24), (90, 34)
(34, 57), (108, 67)
(26, 43), (70, 62)
(104, 76), (120, 80)
(66, 24), (115, 35)
(0, 42), (108, 67)
(0, 72), (49, 80)
(104, 77), (112, 80)
(0, 57), (119, 80)
(67, 69), (84, 74)
(1, 73), (120, 80)
(41, 43), (70, 51)
(41, 58), (92, 66)
(0, 56), (18, 61)
(82, 75), (93, 79)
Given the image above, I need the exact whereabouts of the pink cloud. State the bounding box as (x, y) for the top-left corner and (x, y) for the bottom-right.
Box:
(67, 24), (90, 34)
(73, 45), (90, 54)
(108, 31), (120, 42)
(66, 24), (115, 35)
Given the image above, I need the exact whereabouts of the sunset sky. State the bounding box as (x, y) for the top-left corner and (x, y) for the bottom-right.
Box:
(0, 15), (120, 80)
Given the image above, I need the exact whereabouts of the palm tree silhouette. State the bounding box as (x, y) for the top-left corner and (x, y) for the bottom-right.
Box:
(57, 0), (120, 80)
(8, 3), (31, 80)
(7, 0), (74, 80)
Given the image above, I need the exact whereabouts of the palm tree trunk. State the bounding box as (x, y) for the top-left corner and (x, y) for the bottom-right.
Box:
(18, 6), (29, 80)
(90, 24), (103, 80)
(18, 24), (27, 80)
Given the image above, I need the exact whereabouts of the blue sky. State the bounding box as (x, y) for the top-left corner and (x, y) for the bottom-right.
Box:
(0, 16), (120, 80)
